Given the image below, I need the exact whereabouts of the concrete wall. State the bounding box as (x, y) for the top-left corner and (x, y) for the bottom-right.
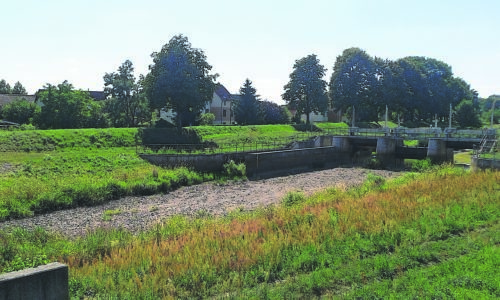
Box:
(0, 263), (68, 300)
(376, 137), (404, 167)
(245, 147), (350, 177)
(471, 157), (500, 171)
(141, 146), (353, 177)
(140, 153), (241, 172)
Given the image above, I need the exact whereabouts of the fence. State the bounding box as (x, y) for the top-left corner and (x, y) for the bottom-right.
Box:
(137, 133), (320, 155)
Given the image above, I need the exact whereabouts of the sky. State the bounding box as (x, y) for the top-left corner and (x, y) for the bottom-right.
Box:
(1, 0), (499, 104)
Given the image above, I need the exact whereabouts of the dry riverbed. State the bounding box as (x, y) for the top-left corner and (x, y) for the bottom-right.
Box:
(0, 168), (400, 238)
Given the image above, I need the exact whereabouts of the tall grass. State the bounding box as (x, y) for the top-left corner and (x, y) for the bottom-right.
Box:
(2, 167), (496, 298)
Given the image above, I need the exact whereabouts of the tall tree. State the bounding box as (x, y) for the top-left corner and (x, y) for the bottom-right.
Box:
(0, 79), (11, 94)
(455, 99), (482, 128)
(103, 60), (149, 127)
(283, 54), (328, 124)
(234, 79), (260, 125)
(144, 35), (217, 128)
(11, 81), (27, 95)
(395, 57), (473, 125)
(329, 48), (378, 122)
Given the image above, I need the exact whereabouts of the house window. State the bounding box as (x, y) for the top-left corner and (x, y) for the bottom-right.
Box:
(223, 110), (227, 117)
(223, 100), (227, 106)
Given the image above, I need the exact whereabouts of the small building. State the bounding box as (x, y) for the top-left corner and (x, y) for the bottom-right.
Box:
(207, 84), (235, 125)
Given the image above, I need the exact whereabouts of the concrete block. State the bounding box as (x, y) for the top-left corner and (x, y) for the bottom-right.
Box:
(0, 263), (68, 300)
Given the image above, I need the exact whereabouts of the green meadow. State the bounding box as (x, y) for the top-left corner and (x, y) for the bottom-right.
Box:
(0, 125), (336, 220)
(0, 167), (498, 298)
(0, 125), (498, 298)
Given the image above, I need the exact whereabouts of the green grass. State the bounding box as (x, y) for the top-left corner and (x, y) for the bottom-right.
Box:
(403, 139), (419, 147)
(0, 128), (138, 152)
(1, 167), (498, 298)
(314, 122), (349, 130)
(0, 125), (319, 220)
(193, 124), (312, 145)
(455, 150), (473, 164)
(0, 147), (212, 221)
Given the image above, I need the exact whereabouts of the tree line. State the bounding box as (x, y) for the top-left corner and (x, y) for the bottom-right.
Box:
(0, 35), (494, 129)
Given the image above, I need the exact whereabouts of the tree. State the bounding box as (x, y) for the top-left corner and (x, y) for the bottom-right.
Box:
(144, 35), (217, 128)
(455, 99), (482, 128)
(234, 79), (260, 125)
(258, 100), (291, 124)
(11, 81), (27, 95)
(36, 81), (99, 129)
(0, 97), (40, 124)
(283, 54), (328, 124)
(103, 60), (149, 127)
(0, 79), (11, 94)
(329, 48), (378, 122)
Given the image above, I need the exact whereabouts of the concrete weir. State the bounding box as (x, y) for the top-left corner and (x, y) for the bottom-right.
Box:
(376, 137), (403, 167)
(332, 137), (352, 152)
(427, 138), (448, 163)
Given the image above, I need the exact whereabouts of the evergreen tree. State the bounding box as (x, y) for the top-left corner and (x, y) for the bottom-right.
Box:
(235, 79), (260, 125)
(0, 79), (11, 94)
(11, 81), (27, 95)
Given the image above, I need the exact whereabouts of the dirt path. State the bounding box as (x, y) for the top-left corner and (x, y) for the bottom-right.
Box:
(0, 168), (400, 238)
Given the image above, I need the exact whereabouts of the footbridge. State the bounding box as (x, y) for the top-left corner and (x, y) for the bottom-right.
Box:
(314, 127), (497, 166)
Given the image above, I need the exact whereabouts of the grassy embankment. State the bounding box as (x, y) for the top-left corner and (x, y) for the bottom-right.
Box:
(0, 125), (325, 221)
(0, 124), (478, 221)
(0, 166), (498, 298)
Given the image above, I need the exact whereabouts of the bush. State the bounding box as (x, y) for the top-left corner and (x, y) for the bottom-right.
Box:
(223, 160), (246, 177)
(411, 158), (432, 172)
(199, 113), (215, 125)
(282, 191), (306, 207)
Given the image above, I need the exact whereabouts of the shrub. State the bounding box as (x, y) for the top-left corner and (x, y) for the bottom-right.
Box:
(199, 113), (215, 125)
(223, 160), (246, 177)
(282, 191), (306, 207)
(411, 158), (432, 172)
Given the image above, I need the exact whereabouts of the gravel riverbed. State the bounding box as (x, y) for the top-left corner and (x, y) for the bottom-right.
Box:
(0, 168), (400, 238)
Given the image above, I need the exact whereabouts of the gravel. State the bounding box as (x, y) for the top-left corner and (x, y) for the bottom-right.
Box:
(0, 168), (400, 238)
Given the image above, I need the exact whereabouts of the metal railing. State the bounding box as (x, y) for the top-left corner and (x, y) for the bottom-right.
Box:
(137, 134), (316, 155)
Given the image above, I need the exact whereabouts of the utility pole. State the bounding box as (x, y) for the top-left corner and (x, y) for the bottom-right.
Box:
(448, 103), (452, 129)
(385, 105), (388, 128)
(352, 106), (355, 128)
(491, 99), (497, 129)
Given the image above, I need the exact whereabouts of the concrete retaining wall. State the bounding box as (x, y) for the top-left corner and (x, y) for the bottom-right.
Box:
(245, 147), (350, 177)
(471, 157), (500, 171)
(140, 153), (246, 172)
(0, 263), (68, 300)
